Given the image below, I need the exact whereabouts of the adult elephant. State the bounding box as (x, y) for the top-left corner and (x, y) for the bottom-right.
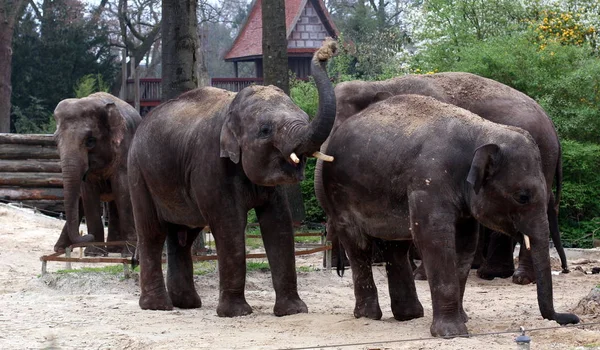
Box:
(319, 94), (579, 337)
(53, 92), (142, 255)
(128, 40), (337, 316)
(320, 72), (569, 284)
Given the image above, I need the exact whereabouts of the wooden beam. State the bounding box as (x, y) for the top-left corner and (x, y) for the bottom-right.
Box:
(0, 144), (59, 160)
(0, 187), (63, 200)
(0, 160), (61, 173)
(0, 133), (56, 146)
(0, 172), (63, 187)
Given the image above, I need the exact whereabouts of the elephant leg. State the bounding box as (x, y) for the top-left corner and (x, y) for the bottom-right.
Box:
(513, 238), (536, 285)
(105, 202), (122, 253)
(337, 224), (382, 320)
(455, 218), (479, 323)
(477, 230), (515, 280)
(470, 225), (486, 269)
(256, 189), (307, 316)
(166, 226), (202, 309)
(130, 170), (171, 311)
(81, 183), (106, 257)
(54, 199), (84, 253)
(381, 240), (423, 321)
(111, 172), (137, 256)
(410, 191), (466, 338)
(210, 210), (252, 317)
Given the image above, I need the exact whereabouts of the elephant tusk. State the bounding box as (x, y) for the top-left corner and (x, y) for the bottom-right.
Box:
(312, 151), (334, 162)
(523, 234), (531, 250)
(290, 152), (300, 164)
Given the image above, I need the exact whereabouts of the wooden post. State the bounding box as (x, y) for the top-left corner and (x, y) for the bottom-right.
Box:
(132, 56), (140, 113)
(234, 61), (239, 78)
(120, 49), (127, 100)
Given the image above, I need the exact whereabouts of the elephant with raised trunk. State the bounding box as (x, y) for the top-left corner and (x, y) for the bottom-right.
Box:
(323, 72), (568, 284)
(128, 40), (337, 316)
(53, 92), (142, 255)
(319, 94), (579, 337)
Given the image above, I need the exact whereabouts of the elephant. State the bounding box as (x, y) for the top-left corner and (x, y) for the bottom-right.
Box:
(127, 39), (337, 316)
(319, 93), (579, 337)
(320, 72), (568, 284)
(52, 92), (142, 256)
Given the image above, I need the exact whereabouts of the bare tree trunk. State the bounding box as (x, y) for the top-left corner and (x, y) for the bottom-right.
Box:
(196, 24), (210, 87)
(0, 0), (26, 133)
(161, 0), (199, 101)
(261, 0), (289, 94)
(262, 0), (305, 223)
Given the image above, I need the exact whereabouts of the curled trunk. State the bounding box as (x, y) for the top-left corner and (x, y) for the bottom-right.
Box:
(524, 218), (579, 325)
(297, 53), (336, 155)
(60, 157), (95, 244)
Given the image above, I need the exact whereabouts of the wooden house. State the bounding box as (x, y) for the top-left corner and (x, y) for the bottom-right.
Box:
(211, 0), (340, 92)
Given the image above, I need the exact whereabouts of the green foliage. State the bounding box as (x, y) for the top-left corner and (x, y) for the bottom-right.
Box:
(56, 265), (127, 275)
(11, 4), (116, 132)
(74, 74), (110, 98)
(193, 261), (217, 275)
(11, 96), (56, 134)
(300, 158), (325, 223)
(290, 78), (319, 118)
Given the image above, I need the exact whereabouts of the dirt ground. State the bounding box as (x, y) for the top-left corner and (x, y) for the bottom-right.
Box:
(1, 203), (600, 350)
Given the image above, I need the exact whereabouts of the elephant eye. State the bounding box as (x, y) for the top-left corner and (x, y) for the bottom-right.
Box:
(513, 190), (531, 205)
(85, 136), (97, 149)
(258, 124), (272, 139)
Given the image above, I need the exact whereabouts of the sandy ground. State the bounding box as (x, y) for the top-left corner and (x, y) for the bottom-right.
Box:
(1, 203), (600, 350)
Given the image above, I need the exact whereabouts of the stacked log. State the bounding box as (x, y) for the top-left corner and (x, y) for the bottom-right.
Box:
(0, 133), (64, 213)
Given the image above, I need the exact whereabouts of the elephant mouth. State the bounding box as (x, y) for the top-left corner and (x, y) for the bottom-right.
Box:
(281, 153), (306, 182)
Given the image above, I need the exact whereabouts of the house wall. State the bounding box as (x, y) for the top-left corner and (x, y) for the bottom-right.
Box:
(288, 1), (329, 49)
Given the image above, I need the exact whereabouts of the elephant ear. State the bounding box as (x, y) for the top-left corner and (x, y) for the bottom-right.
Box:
(105, 102), (126, 154)
(373, 91), (393, 103)
(467, 143), (501, 194)
(220, 118), (240, 164)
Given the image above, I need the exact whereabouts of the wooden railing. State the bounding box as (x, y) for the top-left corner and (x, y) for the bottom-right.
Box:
(125, 78), (161, 104)
(125, 77), (267, 104)
(211, 78), (264, 92)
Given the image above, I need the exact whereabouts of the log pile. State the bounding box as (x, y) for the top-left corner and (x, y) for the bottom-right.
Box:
(0, 133), (64, 213)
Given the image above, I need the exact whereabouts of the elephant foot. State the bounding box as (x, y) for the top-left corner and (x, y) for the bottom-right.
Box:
(53, 239), (71, 254)
(512, 267), (535, 285)
(354, 298), (382, 320)
(217, 296), (253, 317)
(476, 263), (514, 280)
(413, 264), (427, 280)
(84, 246), (108, 257)
(554, 312), (580, 325)
(170, 291), (202, 309)
(391, 302), (424, 321)
(430, 315), (469, 338)
(139, 292), (173, 311)
(274, 295), (308, 316)
(460, 307), (469, 323)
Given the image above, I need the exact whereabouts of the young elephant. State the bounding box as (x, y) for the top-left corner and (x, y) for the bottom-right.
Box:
(128, 40), (337, 316)
(53, 92), (142, 255)
(324, 72), (568, 284)
(320, 94), (579, 337)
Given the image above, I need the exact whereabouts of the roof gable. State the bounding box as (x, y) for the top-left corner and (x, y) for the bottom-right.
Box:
(224, 0), (339, 61)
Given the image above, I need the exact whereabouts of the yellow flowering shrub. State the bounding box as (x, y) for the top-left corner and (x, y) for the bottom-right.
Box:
(532, 10), (595, 49)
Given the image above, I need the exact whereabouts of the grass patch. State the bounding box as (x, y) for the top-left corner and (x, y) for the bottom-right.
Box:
(55, 265), (128, 275)
(296, 266), (317, 273)
(193, 261), (217, 275)
(247, 261), (270, 272)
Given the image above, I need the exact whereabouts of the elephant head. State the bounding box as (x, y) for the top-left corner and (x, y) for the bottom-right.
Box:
(53, 94), (129, 245)
(466, 136), (579, 325)
(220, 39), (337, 186)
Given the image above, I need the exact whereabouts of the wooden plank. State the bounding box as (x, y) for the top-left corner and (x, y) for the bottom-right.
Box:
(0, 133), (56, 146)
(0, 187), (63, 200)
(0, 160), (61, 173)
(0, 144), (59, 160)
(0, 172), (63, 187)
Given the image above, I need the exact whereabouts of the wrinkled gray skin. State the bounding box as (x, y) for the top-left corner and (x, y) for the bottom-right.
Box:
(127, 54), (335, 316)
(319, 72), (568, 284)
(53, 92), (141, 255)
(319, 94), (579, 337)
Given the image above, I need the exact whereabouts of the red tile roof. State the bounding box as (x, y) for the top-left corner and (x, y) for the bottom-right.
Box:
(224, 0), (338, 61)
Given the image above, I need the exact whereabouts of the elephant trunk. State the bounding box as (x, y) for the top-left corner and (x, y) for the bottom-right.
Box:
(519, 216), (579, 325)
(297, 42), (337, 156)
(60, 152), (95, 245)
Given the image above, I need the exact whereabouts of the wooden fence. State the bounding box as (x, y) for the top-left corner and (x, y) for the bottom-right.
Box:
(0, 133), (64, 213)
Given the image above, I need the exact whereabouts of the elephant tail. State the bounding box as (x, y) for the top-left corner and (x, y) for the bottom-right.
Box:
(554, 143), (563, 213)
